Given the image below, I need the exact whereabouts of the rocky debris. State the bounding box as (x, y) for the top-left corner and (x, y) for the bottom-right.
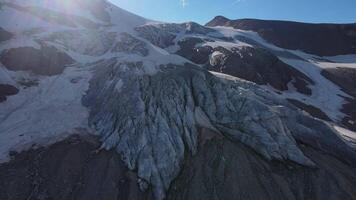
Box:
(0, 84), (19, 102)
(234, 35), (306, 61)
(168, 138), (356, 200)
(1, 135), (355, 200)
(206, 46), (313, 94)
(341, 97), (356, 132)
(0, 135), (154, 200)
(176, 37), (214, 64)
(113, 32), (149, 56)
(0, 46), (74, 76)
(135, 25), (177, 49)
(321, 67), (356, 97)
(287, 99), (331, 121)
(206, 17), (356, 56)
(173, 36), (313, 94)
(82, 59), (355, 199)
(0, 27), (12, 42)
(182, 22), (216, 34)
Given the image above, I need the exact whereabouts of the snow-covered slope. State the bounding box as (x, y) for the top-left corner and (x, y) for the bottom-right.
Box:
(0, 1), (356, 199)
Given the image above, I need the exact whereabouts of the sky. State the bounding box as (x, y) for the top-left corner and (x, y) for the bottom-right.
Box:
(110, 0), (356, 25)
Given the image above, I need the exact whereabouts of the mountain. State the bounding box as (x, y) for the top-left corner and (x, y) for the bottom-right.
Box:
(0, 1), (356, 200)
(206, 17), (356, 56)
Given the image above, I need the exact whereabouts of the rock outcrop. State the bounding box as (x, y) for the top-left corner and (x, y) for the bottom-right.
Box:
(0, 46), (74, 76)
(0, 84), (19, 102)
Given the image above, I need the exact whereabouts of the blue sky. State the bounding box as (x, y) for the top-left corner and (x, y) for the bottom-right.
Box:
(110, 0), (356, 25)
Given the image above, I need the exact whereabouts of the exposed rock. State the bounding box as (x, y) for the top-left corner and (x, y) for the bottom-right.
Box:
(183, 22), (216, 34)
(234, 35), (306, 61)
(135, 25), (176, 49)
(0, 135), (154, 200)
(341, 97), (356, 132)
(113, 32), (149, 56)
(176, 37), (214, 64)
(206, 17), (356, 56)
(0, 27), (12, 42)
(321, 67), (356, 97)
(0, 46), (74, 76)
(206, 46), (313, 94)
(0, 84), (19, 102)
(2, 135), (355, 200)
(287, 98), (331, 121)
(168, 139), (356, 200)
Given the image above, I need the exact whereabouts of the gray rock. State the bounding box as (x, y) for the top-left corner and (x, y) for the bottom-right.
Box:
(0, 45), (74, 76)
(113, 32), (149, 56)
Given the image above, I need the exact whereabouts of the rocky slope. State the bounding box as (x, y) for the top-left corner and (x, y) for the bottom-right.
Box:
(206, 17), (356, 56)
(0, 0), (355, 199)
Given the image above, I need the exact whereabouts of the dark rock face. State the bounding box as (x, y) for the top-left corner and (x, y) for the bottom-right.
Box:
(135, 25), (177, 49)
(321, 67), (356, 131)
(206, 46), (313, 94)
(0, 84), (19, 102)
(287, 99), (331, 121)
(341, 98), (356, 132)
(168, 138), (356, 200)
(321, 67), (356, 97)
(0, 135), (154, 200)
(176, 37), (213, 64)
(113, 33), (149, 56)
(0, 27), (12, 42)
(2, 136), (355, 200)
(206, 17), (356, 56)
(0, 46), (74, 76)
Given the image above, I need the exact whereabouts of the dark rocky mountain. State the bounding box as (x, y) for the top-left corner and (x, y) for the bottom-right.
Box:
(0, 1), (355, 200)
(206, 17), (356, 56)
(0, 27), (12, 42)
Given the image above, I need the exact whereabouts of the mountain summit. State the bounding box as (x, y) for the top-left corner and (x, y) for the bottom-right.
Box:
(0, 1), (356, 200)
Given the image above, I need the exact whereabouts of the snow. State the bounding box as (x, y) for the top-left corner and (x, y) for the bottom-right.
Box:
(325, 54), (356, 63)
(334, 126), (356, 148)
(3, 0), (105, 24)
(277, 58), (346, 121)
(0, 4), (60, 33)
(202, 40), (251, 49)
(0, 65), (93, 163)
(207, 26), (353, 122)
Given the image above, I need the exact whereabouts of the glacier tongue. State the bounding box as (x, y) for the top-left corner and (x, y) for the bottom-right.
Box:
(81, 59), (356, 199)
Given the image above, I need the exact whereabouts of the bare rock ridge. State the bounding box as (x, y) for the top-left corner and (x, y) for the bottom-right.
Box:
(206, 17), (356, 56)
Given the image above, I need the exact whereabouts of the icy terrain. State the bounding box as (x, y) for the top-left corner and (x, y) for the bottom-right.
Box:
(0, 0), (356, 199)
